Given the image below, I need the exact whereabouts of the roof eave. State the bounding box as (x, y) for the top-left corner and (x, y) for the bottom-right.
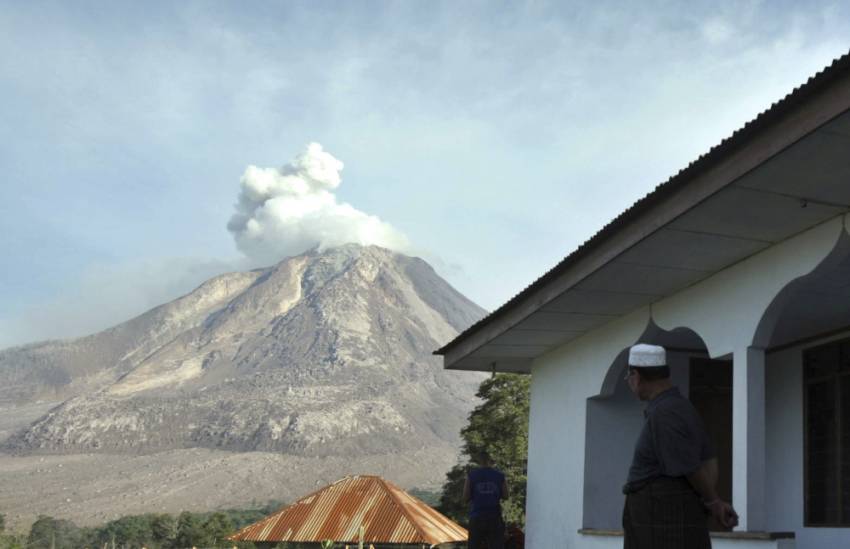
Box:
(436, 52), (850, 370)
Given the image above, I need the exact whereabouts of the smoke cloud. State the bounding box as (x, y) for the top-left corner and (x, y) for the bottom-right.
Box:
(228, 143), (409, 265)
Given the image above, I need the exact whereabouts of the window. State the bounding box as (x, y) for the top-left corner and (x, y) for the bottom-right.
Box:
(804, 337), (850, 526)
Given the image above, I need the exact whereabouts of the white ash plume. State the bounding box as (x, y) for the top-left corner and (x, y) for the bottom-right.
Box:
(228, 143), (409, 265)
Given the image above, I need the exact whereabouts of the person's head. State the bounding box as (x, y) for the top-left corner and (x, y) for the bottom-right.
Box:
(472, 450), (493, 467)
(625, 344), (671, 400)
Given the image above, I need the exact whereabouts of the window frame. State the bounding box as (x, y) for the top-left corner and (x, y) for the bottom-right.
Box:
(803, 337), (850, 527)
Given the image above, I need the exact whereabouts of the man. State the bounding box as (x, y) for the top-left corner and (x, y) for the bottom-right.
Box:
(622, 343), (738, 549)
(464, 451), (508, 549)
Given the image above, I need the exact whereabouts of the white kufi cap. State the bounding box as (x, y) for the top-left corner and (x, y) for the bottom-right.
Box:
(628, 344), (667, 367)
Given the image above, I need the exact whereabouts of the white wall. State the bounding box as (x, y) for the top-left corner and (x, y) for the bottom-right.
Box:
(583, 381), (643, 529)
(527, 323), (850, 549)
(526, 309), (649, 548)
(652, 216), (846, 356)
(575, 534), (793, 549)
(766, 334), (850, 549)
(524, 216), (850, 548)
(525, 302), (699, 547)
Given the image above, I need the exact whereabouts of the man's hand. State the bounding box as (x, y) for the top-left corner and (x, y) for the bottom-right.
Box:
(687, 459), (739, 528)
(705, 499), (739, 528)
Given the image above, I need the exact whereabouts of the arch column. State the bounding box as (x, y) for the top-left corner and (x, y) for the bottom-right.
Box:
(650, 217), (848, 532)
(732, 345), (766, 531)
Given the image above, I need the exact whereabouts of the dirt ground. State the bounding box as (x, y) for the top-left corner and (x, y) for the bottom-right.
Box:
(0, 447), (453, 532)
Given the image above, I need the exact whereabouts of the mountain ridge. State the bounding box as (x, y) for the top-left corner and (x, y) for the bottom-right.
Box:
(1, 245), (486, 459)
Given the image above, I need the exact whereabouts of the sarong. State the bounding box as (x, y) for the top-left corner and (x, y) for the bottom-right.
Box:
(622, 477), (711, 549)
(468, 512), (505, 549)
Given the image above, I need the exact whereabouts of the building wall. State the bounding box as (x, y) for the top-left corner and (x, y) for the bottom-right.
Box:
(573, 534), (794, 549)
(766, 334), (850, 549)
(525, 341), (593, 549)
(524, 216), (850, 548)
(582, 381), (643, 529)
(526, 310), (649, 549)
(526, 316), (850, 549)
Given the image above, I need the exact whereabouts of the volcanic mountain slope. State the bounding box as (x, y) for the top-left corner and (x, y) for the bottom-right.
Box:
(1, 245), (486, 458)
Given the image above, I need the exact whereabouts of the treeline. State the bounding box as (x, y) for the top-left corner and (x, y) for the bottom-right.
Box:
(438, 373), (530, 528)
(0, 505), (281, 549)
(0, 489), (443, 549)
(0, 373), (529, 548)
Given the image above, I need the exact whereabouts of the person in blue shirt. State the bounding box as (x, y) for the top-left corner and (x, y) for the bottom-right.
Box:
(464, 451), (509, 549)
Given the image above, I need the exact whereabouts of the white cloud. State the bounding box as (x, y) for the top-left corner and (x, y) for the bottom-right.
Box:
(227, 143), (410, 265)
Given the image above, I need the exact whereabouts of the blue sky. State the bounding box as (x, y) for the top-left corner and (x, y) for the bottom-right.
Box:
(1, 1), (849, 348)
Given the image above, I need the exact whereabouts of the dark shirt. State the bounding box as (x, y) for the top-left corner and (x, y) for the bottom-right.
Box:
(468, 466), (505, 518)
(626, 387), (715, 484)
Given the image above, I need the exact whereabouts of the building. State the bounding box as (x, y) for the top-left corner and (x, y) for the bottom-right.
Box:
(437, 52), (850, 549)
(227, 475), (467, 548)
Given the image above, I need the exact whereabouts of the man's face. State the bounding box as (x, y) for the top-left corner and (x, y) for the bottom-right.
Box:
(625, 368), (645, 400)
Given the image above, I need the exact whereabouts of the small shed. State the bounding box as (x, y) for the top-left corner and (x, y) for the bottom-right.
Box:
(227, 475), (467, 548)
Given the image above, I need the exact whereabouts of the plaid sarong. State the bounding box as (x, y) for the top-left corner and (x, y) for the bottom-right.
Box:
(622, 477), (711, 549)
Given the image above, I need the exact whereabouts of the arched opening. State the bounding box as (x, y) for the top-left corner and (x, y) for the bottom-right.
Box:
(754, 231), (850, 350)
(751, 231), (850, 533)
(581, 322), (731, 530)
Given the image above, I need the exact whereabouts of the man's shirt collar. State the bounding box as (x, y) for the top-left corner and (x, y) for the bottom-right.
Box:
(645, 386), (680, 416)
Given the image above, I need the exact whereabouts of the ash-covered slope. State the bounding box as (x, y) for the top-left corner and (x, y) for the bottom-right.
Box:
(3, 245), (486, 457)
(0, 270), (262, 405)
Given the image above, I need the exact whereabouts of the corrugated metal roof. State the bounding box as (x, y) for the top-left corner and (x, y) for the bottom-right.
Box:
(228, 475), (467, 546)
(435, 49), (850, 358)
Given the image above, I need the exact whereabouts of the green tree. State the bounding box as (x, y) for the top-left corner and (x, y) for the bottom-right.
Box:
(438, 373), (530, 527)
(407, 488), (441, 507)
(437, 463), (470, 525)
(204, 512), (234, 547)
(0, 531), (25, 549)
(174, 512), (211, 549)
(0, 514), (25, 549)
(150, 513), (177, 547)
(98, 514), (155, 548)
(27, 515), (82, 549)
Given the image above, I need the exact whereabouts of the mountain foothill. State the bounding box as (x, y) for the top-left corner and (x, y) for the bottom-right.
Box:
(0, 244), (486, 528)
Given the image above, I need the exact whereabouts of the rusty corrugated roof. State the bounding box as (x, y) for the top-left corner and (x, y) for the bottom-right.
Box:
(228, 475), (467, 546)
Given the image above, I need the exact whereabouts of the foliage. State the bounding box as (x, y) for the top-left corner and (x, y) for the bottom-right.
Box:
(0, 515), (24, 549)
(26, 515), (83, 549)
(438, 373), (530, 527)
(406, 488), (440, 507)
(175, 511), (212, 549)
(221, 505), (273, 529)
(204, 512), (234, 547)
(150, 513), (177, 546)
(97, 514), (155, 548)
(0, 531), (25, 549)
(17, 507), (268, 549)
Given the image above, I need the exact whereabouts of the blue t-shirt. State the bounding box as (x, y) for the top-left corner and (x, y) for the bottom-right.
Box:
(468, 467), (505, 518)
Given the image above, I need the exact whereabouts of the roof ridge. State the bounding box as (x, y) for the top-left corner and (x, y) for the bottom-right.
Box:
(375, 476), (432, 543)
(261, 476), (351, 521)
(228, 478), (342, 540)
(229, 475), (466, 545)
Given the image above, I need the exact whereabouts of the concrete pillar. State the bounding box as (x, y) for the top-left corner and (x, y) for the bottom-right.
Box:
(732, 345), (766, 531)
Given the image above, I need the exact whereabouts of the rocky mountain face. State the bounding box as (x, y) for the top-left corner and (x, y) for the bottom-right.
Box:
(0, 245), (486, 459)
